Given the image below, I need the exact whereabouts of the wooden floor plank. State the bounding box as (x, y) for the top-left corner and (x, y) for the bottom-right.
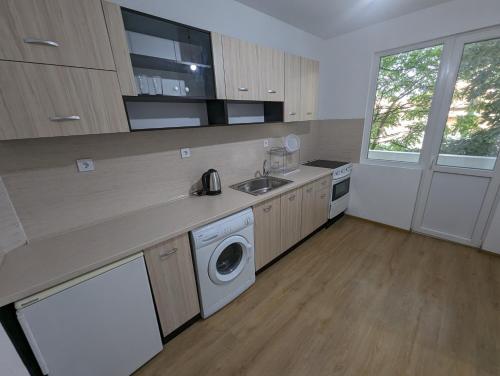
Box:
(135, 216), (500, 376)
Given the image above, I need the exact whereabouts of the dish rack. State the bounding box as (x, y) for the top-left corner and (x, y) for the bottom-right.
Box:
(268, 147), (300, 175)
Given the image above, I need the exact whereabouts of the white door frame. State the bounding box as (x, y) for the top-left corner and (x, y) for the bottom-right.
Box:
(412, 27), (500, 246)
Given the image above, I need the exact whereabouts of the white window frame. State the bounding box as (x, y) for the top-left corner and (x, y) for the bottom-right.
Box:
(360, 37), (451, 168)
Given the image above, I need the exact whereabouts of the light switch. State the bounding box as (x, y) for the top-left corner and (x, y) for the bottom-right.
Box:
(76, 159), (95, 172)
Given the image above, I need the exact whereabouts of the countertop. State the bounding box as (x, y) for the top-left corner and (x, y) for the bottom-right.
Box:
(0, 166), (331, 307)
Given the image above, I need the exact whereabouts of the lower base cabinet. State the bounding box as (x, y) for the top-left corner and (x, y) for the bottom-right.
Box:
(254, 176), (332, 271)
(144, 234), (200, 337)
(254, 196), (282, 271)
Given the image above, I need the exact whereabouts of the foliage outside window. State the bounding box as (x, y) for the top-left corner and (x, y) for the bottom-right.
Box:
(368, 45), (443, 163)
(438, 38), (500, 170)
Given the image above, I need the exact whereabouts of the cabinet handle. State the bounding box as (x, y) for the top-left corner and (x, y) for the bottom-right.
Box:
(159, 248), (178, 259)
(267, 89), (277, 94)
(263, 205), (272, 213)
(238, 87), (249, 92)
(320, 194), (327, 199)
(23, 37), (59, 47)
(289, 112), (296, 116)
(288, 194), (296, 201)
(306, 187), (313, 193)
(307, 112), (313, 115)
(321, 180), (327, 186)
(49, 115), (81, 122)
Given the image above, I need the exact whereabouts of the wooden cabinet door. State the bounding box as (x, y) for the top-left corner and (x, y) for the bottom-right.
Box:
(314, 176), (332, 228)
(0, 0), (115, 70)
(144, 234), (200, 337)
(258, 45), (284, 101)
(221, 35), (260, 100)
(300, 58), (320, 121)
(281, 188), (303, 251)
(0, 61), (129, 140)
(254, 196), (281, 271)
(284, 53), (301, 122)
(102, 1), (137, 96)
(301, 182), (317, 238)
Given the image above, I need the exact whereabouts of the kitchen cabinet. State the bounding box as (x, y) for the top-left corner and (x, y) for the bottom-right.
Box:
(258, 45), (285, 101)
(0, 0), (115, 70)
(221, 35), (260, 100)
(102, 1), (137, 96)
(301, 176), (331, 238)
(254, 196), (282, 271)
(281, 188), (303, 251)
(284, 54), (302, 122)
(300, 57), (320, 121)
(144, 233), (200, 337)
(0, 61), (129, 140)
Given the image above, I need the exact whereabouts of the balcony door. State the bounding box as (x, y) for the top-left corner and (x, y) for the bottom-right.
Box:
(412, 29), (500, 246)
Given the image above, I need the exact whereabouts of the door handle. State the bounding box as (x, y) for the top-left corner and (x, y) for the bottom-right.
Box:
(23, 37), (59, 47)
(429, 155), (437, 170)
(159, 248), (178, 260)
(49, 115), (81, 122)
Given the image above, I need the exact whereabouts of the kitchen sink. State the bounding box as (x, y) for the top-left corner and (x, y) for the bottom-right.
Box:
(230, 176), (293, 196)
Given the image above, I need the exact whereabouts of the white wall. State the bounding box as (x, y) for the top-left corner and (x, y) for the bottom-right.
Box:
(319, 0), (500, 119)
(0, 325), (29, 376)
(347, 164), (422, 230)
(111, 0), (324, 59)
(483, 195), (500, 254)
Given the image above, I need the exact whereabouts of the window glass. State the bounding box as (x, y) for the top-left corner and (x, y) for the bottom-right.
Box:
(437, 38), (500, 170)
(368, 45), (444, 163)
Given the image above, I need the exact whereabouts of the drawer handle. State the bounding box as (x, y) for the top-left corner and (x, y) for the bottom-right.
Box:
(320, 194), (327, 199)
(238, 87), (249, 92)
(288, 194), (296, 201)
(307, 112), (313, 115)
(263, 205), (272, 212)
(50, 115), (81, 122)
(289, 112), (296, 116)
(322, 180), (327, 186)
(23, 37), (59, 47)
(267, 89), (277, 94)
(159, 248), (178, 259)
(306, 188), (313, 193)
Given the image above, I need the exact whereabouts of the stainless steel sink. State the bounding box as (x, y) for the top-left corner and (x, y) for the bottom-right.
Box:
(230, 176), (293, 196)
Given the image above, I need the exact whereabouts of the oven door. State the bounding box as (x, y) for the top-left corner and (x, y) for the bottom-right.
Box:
(332, 177), (350, 201)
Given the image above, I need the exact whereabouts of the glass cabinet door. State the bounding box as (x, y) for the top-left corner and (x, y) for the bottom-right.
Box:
(122, 9), (215, 99)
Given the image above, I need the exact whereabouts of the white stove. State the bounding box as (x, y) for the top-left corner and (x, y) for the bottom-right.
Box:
(303, 160), (352, 219)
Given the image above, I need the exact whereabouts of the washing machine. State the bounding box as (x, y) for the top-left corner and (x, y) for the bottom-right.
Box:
(190, 208), (255, 318)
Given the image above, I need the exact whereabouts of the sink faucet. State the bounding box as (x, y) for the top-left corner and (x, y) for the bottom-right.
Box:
(255, 159), (270, 177)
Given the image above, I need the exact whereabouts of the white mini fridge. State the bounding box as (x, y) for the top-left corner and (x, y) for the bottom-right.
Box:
(15, 253), (162, 376)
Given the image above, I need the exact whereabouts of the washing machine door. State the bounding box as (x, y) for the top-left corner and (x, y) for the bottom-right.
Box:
(208, 235), (252, 285)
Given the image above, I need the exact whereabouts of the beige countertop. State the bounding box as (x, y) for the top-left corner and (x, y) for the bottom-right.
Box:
(0, 166), (331, 307)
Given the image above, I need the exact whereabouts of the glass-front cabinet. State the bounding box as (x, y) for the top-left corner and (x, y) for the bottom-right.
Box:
(122, 8), (215, 99)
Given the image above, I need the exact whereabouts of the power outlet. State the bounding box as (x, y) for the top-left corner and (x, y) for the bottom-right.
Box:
(180, 148), (191, 159)
(263, 139), (269, 148)
(76, 159), (95, 172)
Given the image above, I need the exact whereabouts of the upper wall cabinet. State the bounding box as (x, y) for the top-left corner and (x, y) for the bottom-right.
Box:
(214, 34), (285, 102)
(219, 35), (261, 100)
(300, 57), (320, 121)
(284, 54), (320, 122)
(258, 45), (285, 102)
(284, 54), (302, 122)
(0, 0), (115, 70)
(0, 61), (129, 140)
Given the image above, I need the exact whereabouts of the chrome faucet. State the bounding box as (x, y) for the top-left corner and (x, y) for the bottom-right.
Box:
(255, 159), (270, 177)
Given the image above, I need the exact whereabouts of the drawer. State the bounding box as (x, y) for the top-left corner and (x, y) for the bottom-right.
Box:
(0, 0), (115, 70)
(315, 175), (332, 191)
(0, 61), (129, 140)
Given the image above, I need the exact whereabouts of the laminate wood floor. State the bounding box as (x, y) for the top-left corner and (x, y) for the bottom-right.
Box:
(135, 216), (500, 376)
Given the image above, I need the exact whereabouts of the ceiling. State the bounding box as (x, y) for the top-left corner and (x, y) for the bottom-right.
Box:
(235, 0), (454, 39)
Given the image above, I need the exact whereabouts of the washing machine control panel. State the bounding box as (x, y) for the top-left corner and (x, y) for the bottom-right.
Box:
(191, 209), (254, 248)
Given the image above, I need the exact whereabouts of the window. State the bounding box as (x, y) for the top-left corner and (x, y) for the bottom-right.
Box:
(437, 38), (500, 170)
(366, 45), (444, 163)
